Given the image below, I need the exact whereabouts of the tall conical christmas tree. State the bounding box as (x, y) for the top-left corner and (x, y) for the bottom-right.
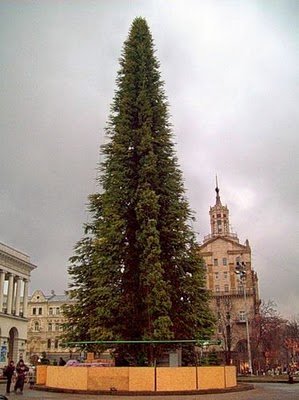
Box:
(64, 17), (214, 364)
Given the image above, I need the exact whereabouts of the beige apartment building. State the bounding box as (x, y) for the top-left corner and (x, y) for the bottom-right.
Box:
(199, 184), (260, 371)
(27, 289), (76, 363)
(0, 242), (36, 366)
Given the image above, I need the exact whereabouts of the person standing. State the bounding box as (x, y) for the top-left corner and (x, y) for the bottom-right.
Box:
(58, 357), (66, 366)
(3, 360), (15, 394)
(14, 359), (29, 394)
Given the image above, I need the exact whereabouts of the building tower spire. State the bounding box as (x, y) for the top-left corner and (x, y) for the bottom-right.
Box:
(215, 175), (221, 205)
(205, 176), (237, 241)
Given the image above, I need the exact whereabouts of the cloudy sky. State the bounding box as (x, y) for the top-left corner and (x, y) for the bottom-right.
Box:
(0, 0), (298, 318)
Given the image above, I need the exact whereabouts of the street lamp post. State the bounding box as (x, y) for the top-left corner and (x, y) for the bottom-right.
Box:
(235, 261), (253, 375)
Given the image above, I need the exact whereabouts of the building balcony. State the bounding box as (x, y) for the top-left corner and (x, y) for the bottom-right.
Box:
(211, 288), (254, 297)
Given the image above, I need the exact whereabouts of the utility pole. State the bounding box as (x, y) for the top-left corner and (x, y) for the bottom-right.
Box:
(235, 261), (253, 375)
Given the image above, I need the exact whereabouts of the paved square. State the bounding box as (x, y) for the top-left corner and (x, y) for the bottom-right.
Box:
(1, 383), (299, 400)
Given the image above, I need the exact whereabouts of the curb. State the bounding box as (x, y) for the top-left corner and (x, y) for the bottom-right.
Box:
(33, 383), (254, 396)
(238, 379), (298, 384)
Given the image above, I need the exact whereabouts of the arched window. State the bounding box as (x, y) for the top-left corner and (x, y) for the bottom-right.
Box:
(34, 321), (39, 332)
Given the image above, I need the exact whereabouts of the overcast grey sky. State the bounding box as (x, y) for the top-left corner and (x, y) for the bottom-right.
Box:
(0, 0), (298, 318)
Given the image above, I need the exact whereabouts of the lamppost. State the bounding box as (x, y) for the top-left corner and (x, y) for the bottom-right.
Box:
(235, 261), (253, 375)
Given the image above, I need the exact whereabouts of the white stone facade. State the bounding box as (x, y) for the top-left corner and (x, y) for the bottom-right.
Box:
(0, 242), (36, 365)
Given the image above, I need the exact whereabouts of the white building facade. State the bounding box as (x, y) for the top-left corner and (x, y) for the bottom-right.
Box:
(0, 242), (36, 365)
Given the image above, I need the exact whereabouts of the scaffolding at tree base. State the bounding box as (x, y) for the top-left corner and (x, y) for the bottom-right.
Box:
(62, 339), (223, 367)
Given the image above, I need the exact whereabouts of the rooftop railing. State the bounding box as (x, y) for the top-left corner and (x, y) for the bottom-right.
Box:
(203, 232), (239, 242)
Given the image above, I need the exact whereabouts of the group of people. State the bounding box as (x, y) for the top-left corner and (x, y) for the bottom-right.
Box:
(3, 359), (29, 395)
(2, 357), (66, 395)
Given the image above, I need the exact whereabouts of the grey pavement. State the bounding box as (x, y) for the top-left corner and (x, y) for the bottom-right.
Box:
(1, 383), (299, 400)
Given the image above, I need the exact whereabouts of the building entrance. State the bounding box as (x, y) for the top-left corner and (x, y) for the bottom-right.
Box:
(8, 327), (19, 362)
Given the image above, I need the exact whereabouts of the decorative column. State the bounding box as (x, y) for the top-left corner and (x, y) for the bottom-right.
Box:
(6, 273), (14, 314)
(22, 279), (29, 318)
(0, 269), (5, 312)
(15, 276), (22, 316)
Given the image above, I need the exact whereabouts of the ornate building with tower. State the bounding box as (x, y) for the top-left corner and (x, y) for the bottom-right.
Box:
(0, 242), (36, 365)
(199, 183), (260, 372)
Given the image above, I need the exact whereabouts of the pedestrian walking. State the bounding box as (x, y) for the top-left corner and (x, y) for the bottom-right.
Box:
(3, 360), (15, 394)
(14, 359), (29, 394)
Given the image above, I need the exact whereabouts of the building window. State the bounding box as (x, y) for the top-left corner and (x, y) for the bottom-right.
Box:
(32, 308), (36, 315)
(217, 214), (221, 218)
(239, 311), (246, 321)
(34, 321), (39, 332)
(215, 285), (220, 292)
(47, 339), (51, 349)
(217, 220), (222, 233)
(238, 285), (244, 294)
(224, 284), (229, 292)
(55, 339), (59, 349)
(48, 323), (52, 332)
(223, 271), (228, 279)
(223, 258), (227, 266)
(56, 307), (60, 315)
(214, 259), (218, 266)
(38, 307), (42, 315)
(49, 307), (53, 315)
(55, 323), (60, 331)
(215, 272), (219, 280)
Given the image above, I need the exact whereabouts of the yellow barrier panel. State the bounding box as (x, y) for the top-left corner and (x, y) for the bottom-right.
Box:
(225, 366), (237, 387)
(129, 367), (155, 391)
(87, 367), (129, 391)
(197, 366), (225, 389)
(156, 367), (197, 391)
(46, 366), (88, 390)
(36, 365), (47, 385)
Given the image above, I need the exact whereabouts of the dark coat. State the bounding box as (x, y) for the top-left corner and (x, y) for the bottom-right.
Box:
(3, 364), (15, 378)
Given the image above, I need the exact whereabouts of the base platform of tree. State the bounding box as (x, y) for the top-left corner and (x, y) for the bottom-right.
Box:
(35, 365), (243, 393)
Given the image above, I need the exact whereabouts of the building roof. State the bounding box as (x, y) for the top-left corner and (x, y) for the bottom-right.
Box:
(46, 294), (70, 302)
(28, 290), (73, 303)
